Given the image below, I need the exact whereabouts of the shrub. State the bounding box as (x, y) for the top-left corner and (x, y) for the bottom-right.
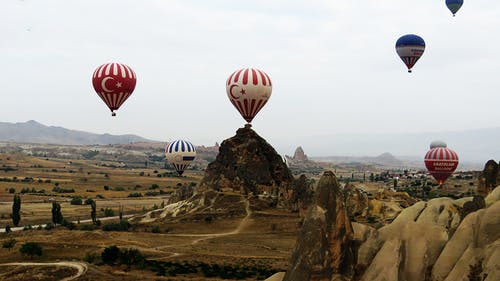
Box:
(102, 220), (131, 232)
(151, 225), (161, 233)
(83, 252), (99, 264)
(8, 187), (15, 194)
(52, 186), (75, 193)
(103, 185), (110, 191)
(103, 208), (114, 217)
(61, 219), (76, 230)
(85, 198), (95, 205)
(101, 245), (120, 265)
(2, 239), (16, 250)
(20, 242), (43, 258)
(127, 192), (142, 198)
(119, 248), (144, 269)
(44, 223), (54, 230)
(80, 224), (99, 231)
(70, 197), (83, 205)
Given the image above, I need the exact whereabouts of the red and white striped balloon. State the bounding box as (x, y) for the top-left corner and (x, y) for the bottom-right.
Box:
(92, 63), (137, 116)
(424, 142), (459, 185)
(226, 68), (272, 123)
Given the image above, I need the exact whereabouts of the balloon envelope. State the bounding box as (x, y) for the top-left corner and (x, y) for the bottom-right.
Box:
(395, 34), (425, 73)
(446, 0), (463, 16)
(165, 140), (196, 175)
(92, 63), (137, 116)
(226, 68), (272, 123)
(424, 145), (459, 185)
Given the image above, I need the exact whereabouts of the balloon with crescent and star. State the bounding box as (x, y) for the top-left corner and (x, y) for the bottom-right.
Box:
(165, 140), (196, 176)
(424, 141), (459, 185)
(395, 34), (426, 73)
(446, 0), (463, 17)
(92, 63), (137, 116)
(226, 68), (272, 124)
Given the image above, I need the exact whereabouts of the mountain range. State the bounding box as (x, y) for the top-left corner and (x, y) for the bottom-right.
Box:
(1, 120), (497, 167)
(276, 128), (500, 165)
(0, 120), (152, 145)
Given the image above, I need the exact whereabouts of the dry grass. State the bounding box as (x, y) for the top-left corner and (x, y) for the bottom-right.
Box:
(0, 153), (301, 280)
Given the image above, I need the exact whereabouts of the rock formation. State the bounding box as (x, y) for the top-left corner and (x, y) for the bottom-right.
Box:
(293, 146), (308, 161)
(344, 183), (369, 218)
(477, 160), (499, 196)
(283, 171), (355, 281)
(199, 127), (294, 195)
(273, 184), (500, 281)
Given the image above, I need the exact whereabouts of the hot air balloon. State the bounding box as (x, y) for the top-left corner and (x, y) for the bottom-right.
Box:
(165, 140), (196, 176)
(395, 34), (425, 73)
(226, 68), (272, 124)
(92, 63), (137, 116)
(424, 141), (459, 185)
(446, 0), (463, 17)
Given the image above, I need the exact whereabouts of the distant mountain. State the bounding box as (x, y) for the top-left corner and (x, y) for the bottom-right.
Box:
(0, 120), (153, 145)
(277, 127), (500, 164)
(314, 152), (403, 167)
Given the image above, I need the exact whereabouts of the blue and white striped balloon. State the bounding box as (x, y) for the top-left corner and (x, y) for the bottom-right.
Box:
(165, 140), (196, 175)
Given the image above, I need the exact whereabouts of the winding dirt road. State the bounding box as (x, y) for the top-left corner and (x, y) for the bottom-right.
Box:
(0, 261), (87, 281)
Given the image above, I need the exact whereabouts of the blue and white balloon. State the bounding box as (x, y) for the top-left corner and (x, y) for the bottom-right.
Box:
(165, 140), (196, 176)
(395, 34), (426, 73)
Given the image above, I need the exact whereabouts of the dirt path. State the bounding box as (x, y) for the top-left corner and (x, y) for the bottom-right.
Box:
(0, 261), (87, 281)
(156, 195), (252, 250)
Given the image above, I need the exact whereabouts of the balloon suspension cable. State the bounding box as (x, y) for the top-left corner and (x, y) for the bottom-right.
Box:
(111, 112), (116, 117)
(244, 123), (252, 129)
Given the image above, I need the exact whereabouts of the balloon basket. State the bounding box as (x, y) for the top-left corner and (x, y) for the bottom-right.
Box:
(244, 123), (252, 129)
(408, 70), (412, 73)
(111, 112), (116, 117)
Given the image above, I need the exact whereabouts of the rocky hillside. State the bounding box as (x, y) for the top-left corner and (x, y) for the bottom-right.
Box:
(0, 120), (152, 145)
(199, 126), (294, 195)
(269, 171), (500, 281)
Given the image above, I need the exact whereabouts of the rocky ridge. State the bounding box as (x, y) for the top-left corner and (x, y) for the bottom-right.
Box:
(199, 127), (294, 195)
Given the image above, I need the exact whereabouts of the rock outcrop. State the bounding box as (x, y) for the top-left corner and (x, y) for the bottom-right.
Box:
(344, 183), (369, 218)
(283, 171), (355, 281)
(199, 127), (294, 195)
(292, 146), (308, 161)
(477, 160), (499, 196)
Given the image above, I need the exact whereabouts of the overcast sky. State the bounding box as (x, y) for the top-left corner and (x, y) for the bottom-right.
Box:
(1, 1), (499, 157)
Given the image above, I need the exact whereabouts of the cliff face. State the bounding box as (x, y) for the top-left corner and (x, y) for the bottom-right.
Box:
(199, 127), (294, 195)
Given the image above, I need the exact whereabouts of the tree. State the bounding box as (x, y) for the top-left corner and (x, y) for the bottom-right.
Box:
(51, 202), (63, 225)
(88, 199), (97, 224)
(118, 204), (123, 220)
(20, 242), (43, 258)
(119, 248), (144, 269)
(101, 245), (120, 265)
(5, 225), (11, 233)
(12, 194), (21, 226)
(2, 239), (16, 251)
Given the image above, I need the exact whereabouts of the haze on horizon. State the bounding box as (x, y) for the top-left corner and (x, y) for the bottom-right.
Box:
(1, 1), (499, 158)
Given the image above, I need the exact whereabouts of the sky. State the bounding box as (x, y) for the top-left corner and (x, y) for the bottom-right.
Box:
(1, 0), (500, 158)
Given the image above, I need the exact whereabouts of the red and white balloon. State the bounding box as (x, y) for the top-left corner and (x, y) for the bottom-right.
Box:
(226, 68), (272, 123)
(92, 63), (137, 116)
(424, 141), (459, 185)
